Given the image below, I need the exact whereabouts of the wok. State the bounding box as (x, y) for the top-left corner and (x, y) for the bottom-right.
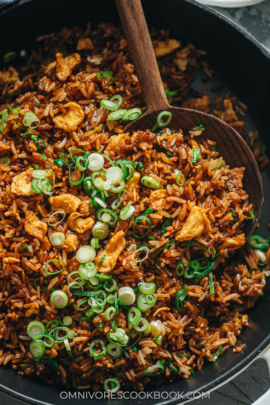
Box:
(0, 0), (270, 404)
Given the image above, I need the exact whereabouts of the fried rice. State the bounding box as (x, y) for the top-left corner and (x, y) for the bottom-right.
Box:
(0, 23), (269, 393)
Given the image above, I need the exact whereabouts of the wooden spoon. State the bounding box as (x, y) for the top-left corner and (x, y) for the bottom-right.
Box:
(115, 0), (263, 241)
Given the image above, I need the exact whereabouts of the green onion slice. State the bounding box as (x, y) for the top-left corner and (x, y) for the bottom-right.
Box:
(175, 285), (188, 313)
(23, 112), (40, 129)
(122, 108), (142, 121)
(108, 109), (127, 121)
(152, 111), (172, 131)
(45, 259), (65, 276)
(133, 215), (152, 239)
(141, 175), (161, 189)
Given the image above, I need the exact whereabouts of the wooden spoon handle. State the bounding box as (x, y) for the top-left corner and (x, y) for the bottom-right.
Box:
(115, 0), (169, 113)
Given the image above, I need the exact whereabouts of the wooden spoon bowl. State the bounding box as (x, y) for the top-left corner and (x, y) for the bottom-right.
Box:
(115, 0), (263, 242)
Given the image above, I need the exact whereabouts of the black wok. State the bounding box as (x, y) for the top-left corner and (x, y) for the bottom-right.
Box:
(0, 0), (269, 404)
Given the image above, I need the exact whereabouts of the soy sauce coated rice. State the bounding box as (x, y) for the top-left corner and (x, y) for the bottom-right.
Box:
(0, 23), (269, 392)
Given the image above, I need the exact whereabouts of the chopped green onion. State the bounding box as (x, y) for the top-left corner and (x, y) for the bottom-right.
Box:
(88, 153), (104, 171)
(23, 112), (40, 129)
(137, 293), (156, 312)
(89, 339), (106, 358)
(187, 240), (214, 258)
(110, 180), (125, 193)
(247, 235), (270, 252)
(30, 341), (46, 358)
(27, 321), (45, 338)
(127, 307), (141, 326)
(111, 190), (126, 210)
(31, 135), (46, 152)
(192, 148), (201, 164)
(19, 244), (29, 252)
(196, 124), (205, 131)
(78, 262), (97, 280)
(106, 343), (122, 359)
(45, 259), (65, 276)
(209, 272), (214, 295)
(76, 246), (96, 264)
(3, 52), (16, 63)
(51, 290), (68, 308)
(165, 89), (177, 98)
(133, 215), (152, 239)
(141, 175), (161, 189)
(122, 108), (142, 121)
(138, 282), (156, 295)
(35, 356), (58, 370)
(104, 279), (117, 293)
(108, 109), (127, 121)
(119, 202), (135, 221)
(96, 71), (114, 84)
(104, 378), (121, 393)
(49, 232), (65, 246)
(68, 162), (84, 185)
(106, 167), (123, 184)
(91, 238), (99, 249)
(54, 159), (64, 168)
(62, 316), (73, 326)
(176, 171), (185, 186)
(104, 306), (116, 320)
(209, 346), (223, 362)
(152, 111), (172, 131)
(111, 320), (118, 330)
(118, 286), (136, 306)
(175, 285), (188, 313)
(247, 210), (255, 220)
(92, 221), (109, 239)
(161, 219), (171, 235)
(133, 318), (151, 333)
(144, 359), (166, 376)
(126, 330), (142, 349)
(48, 210), (66, 227)
(99, 255), (106, 265)
(100, 99), (119, 111)
(97, 208), (119, 226)
(214, 159), (224, 170)
(109, 94), (123, 107)
(107, 328), (129, 347)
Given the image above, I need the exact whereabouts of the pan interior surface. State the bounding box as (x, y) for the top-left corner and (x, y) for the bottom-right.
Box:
(0, 0), (269, 404)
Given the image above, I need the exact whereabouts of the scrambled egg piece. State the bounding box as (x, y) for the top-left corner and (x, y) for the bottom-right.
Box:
(220, 99), (238, 123)
(25, 211), (47, 241)
(105, 133), (130, 155)
(94, 231), (125, 273)
(78, 199), (91, 216)
(220, 236), (245, 250)
(182, 95), (211, 114)
(11, 168), (35, 197)
(176, 206), (211, 242)
(125, 172), (141, 203)
(49, 194), (81, 214)
(149, 190), (173, 211)
(77, 38), (94, 50)
(53, 102), (84, 132)
(68, 212), (94, 233)
(62, 234), (78, 252)
(0, 67), (19, 83)
(56, 53), (81, 81)
(154, 39), (180, 58)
